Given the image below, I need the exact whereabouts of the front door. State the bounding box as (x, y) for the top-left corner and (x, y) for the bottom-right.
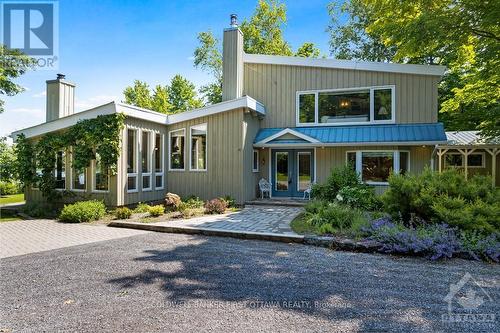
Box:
(271, 149), (314, 197)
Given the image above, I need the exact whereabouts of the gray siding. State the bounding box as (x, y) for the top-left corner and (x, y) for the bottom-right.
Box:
(222, 28), (244, 101)
(243, 63), (440, 128)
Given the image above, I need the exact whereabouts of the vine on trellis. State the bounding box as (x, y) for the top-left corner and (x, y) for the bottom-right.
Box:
(15, 114), (125, 199)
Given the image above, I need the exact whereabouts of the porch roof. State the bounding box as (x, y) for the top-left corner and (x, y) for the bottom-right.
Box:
(254, 123), (447, 147)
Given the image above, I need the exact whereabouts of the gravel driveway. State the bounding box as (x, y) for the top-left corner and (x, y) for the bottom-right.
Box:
(0, 233), (498, 332)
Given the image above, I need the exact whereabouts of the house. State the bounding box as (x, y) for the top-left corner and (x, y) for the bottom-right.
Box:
(11, 17), (498, 207)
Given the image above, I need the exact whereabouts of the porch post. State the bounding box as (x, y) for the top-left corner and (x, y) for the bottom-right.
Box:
(437, 148), (448, 173)
(485, 148), (498, 188)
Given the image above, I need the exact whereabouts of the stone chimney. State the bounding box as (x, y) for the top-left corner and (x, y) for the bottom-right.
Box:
(46, 73), (75, 121)
(222, 14), (244, 101)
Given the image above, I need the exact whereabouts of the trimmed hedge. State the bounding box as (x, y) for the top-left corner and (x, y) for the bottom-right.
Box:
(59, 200), (106, 223)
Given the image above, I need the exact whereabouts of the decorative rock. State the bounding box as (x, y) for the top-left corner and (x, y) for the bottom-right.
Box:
(164, 193), (181, 211)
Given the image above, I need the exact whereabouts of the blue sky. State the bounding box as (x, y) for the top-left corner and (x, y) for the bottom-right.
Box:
(1, 0), (335, 137)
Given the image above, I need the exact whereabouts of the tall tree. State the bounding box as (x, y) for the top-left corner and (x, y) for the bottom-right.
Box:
(151, 85), (171, 114)
(123, 80), (152, 110)
(0, 137), (16, 180)
(360, 0), (500, 139)
(167, 75), (203, 113)
(0, 45), (36, 113)
(194, 0), (321, 104)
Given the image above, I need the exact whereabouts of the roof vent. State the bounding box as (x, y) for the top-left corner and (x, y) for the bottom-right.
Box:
(230, 14), (238, 28)
(56, 73), (66, 80)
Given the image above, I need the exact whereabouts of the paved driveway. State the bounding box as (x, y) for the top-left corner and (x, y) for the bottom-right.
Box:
(0, 232), (498, 332)
(0, 219), (148, 258)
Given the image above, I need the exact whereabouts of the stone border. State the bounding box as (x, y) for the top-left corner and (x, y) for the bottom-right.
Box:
(108, 221), (304, 244)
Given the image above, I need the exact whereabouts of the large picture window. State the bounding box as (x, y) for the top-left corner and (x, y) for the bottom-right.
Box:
(347, 150), (410, 184)
(93, 153), (109, 191)
(141, 131), (152, 191)
(54, 150), (66, 189)
(154, 133), (164, 189)
(127, 128), (138, 192)
(190, 124), (207, 171)
(297, 86), (394, 126)
(169, 129), (185, 170)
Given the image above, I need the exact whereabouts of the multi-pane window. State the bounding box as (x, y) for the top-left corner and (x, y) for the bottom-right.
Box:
(252, 150), (259, 172)
(94, 153), (109, 191)
(154, 133), (164, 189)
(190, 124), (207, 171)
(347, 151), (410, 184)
(297, 86), (394, 125)
(141, 131), (152, 191)
(72, 167), (86, 191)
(55, 150), (66, 189)
(127, 128), (138, 192)
(445, 153), (484, 168)
(169, 129), (185, 170)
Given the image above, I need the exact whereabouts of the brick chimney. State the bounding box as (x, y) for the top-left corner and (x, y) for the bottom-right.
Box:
(222, 14), (244, 101)
(46, 73), (75, 121)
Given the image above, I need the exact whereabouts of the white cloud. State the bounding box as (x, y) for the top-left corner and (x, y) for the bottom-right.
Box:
(74, 95), (118, 111)
(32, 91), (46, 98)
(9, 107), (43, 115)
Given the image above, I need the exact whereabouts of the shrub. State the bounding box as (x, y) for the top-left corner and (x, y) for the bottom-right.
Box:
(0, 181), (20, 195)
(220, 195), (236, 208)
(179, 197), (204, 211)
(164, 193), (181, 211)
(148, 205), (165, 217)
(382, 167), (500, 232)
(336, 185), (380, 210)
(204, 198), (227, 214)
(115, 207), (132, 219)
(460, 231), (500, 262)
(134, 202), (151, 213)
(23, 202), (55, 218)
(312, 164), (360, 201)
(304, 200), (367, 235)
(59, 200), (106, 223)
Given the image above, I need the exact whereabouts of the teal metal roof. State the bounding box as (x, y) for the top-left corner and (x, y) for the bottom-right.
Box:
(254, 123), (447, 145)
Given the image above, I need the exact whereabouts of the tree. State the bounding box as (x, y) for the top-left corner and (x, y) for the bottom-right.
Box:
(167, 75), (203, 113)
(295, 42), (321, 58)
(122, 75), (202, 114)
(0, 45), (36, 113)
(194, 0), (321, 104)
(328, 0), (500, 139)
(123, 80), (152, 110)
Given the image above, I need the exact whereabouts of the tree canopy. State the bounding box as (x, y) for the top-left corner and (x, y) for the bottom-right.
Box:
(328, 0), (500, 139)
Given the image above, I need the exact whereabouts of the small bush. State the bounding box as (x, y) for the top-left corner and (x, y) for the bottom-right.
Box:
(220, 195), (236, 208)
(134, 202), (151, 213)
(23, 202), (55, 218)
(179, 197), (204, 211)
(115, 207), (132, 219)
(0, 181), (20, 195)
(204, 198), (227, 214)
(59, 200), (106, 223)
(460, 231), (500, 262)
(336, 185), (380, 210)
(312, 164), (361, 201)
(304, 200), (367, 235)
(148, 205), (165, 217)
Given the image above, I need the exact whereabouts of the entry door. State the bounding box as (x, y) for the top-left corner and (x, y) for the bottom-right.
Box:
(271, 149), (314, 197)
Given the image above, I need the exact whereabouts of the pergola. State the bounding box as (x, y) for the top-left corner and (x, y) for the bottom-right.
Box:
(432, 131), (500, 187)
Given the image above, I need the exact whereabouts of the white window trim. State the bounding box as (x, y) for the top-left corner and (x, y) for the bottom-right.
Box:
(154, 133), (165, 190)
(297, 152), (312, 192)
(126, 127), (139, 193)
(189, 123), (208, 172)
(296, 85), (396, 127)
(253, 150), (259, 172)
(444, 152), (485, 168)
(91, 157), (109, 193)
(168, 128), (186, 171)
(345, 149), (410, 185)
(140, 130), (153, 192)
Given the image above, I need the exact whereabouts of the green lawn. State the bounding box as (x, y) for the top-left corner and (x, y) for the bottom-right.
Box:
(0, 209), (22, 222)
(0, 193), (25, 206)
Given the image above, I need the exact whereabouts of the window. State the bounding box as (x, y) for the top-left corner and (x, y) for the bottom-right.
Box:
(33, 156), (43, 189)
(93, 153), (109, 192)
(298, 93), (315, 123)
(55, 150), (66, 189)
(297, 86), (395, 125)
(347, 150), (410, 184)
(252, 150), (259, 172)
(72, 167), (86, 191)
(169, 129), (185, 170)
(190, 124), (207, 171)
(154, 133), (164, 189)
(445, 152), (485, 168)
(127, 128), (138, 192)
(141, 131), (152, 191)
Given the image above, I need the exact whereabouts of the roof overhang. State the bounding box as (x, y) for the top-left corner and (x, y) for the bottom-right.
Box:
(243, 53), (446, 77)
(11, 96), (266, 140)
(254, 141), (447, 148)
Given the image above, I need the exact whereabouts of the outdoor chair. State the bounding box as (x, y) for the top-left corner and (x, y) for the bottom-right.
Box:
(303, 181), (315, 200)
(258, 178), (272, 199)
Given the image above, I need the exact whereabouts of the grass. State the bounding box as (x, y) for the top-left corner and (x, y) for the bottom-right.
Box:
(0, 208), (22, 222)
(0, 193), (25, 206)
(290, 213), (319, 235)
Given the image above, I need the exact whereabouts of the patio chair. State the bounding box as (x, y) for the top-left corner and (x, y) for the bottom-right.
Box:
(258, 178), (272, 199)
(303, 181), (315, 200)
